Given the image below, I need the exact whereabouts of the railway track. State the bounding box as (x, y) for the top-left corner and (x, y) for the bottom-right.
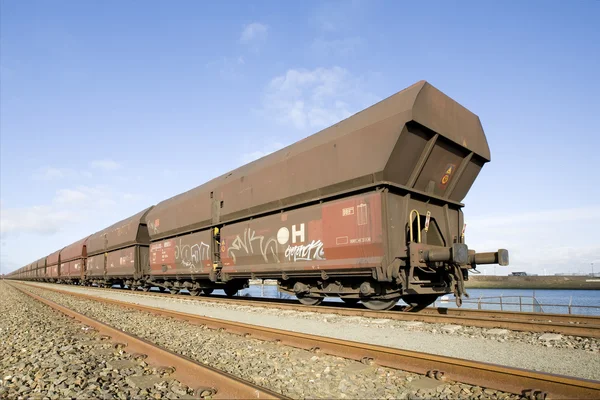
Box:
(11, 283), (283, 399)
(12, 282), (600, 400)
(24, 282), (600, 338)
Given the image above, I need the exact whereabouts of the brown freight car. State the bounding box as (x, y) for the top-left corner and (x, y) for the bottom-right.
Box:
(11, 80), (508, 310)
(46, 248), (63, 282)
(35, 257), (46, 280)
(142, 80), (508, 310)
(59, 237), (89, 284)
(85, 207), (152, 288)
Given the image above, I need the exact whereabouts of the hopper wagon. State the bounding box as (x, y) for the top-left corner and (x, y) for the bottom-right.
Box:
(85, 207), (152, 289)
(59, 237), (89, 284)
(46, 248), (63, 282)
(8, 80), (508, 311)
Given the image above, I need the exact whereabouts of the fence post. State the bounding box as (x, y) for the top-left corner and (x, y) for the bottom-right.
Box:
(500, 295), (503, 311)
(519, 296), (522, 312)
(569, 296), (572, 315)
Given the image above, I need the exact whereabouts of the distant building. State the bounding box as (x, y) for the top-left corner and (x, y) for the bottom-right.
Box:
(511, 272), (527, 276)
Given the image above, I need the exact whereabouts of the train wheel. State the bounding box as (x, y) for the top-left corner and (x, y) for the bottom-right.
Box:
(224, 287), (238, 297)
(188, 289), (200, 296)
(362, 298), (398, 311)
(297, 295), (323, 306)
(202, 288), (214, 295)
(401, 294), (439, 311)
(341, 298), (360, 306)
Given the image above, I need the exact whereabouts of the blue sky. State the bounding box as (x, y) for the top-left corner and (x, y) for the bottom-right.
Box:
(1, 0), (599, 275)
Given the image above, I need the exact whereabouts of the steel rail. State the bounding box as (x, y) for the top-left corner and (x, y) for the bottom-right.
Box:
(11, 283), (284, 400)
(16, 282), (600, 400)
(24, 282), (600, 338)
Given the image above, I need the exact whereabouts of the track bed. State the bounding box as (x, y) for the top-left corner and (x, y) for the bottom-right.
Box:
(12, 282), (600, 399)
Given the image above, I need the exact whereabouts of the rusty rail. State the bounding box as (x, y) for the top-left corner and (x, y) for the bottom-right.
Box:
(11, 283), (284, 400)
(15, 282), (600, 400)
(28, 282), (600, 338)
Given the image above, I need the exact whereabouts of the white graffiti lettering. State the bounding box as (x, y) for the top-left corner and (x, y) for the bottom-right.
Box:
(174, 239), (210, 272)
(291, 223), (305, 244)
(285, 240), (325, 262)
(228, 228), (280, 264)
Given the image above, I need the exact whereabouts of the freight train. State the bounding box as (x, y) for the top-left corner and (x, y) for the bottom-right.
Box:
(6, 81), (508, 311)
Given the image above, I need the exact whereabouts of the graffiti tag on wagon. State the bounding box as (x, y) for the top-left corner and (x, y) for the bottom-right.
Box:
(175, 238), (210, 272)
(278, 223), (325, 262)
(284, 239), (325, 262)
(227, 228), (279, 264)
(151, 238), (210, 272)
(227, 223), (326, 264)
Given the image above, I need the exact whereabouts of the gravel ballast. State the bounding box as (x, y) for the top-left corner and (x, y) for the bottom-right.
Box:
(21, 282), (600, 381)
(0, 282), (194, 400)
(16, 283), (526, 400)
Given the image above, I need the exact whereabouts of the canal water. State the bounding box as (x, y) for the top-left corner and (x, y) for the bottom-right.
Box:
(150, 283), (599, 316)
(220, 285), (600, 316)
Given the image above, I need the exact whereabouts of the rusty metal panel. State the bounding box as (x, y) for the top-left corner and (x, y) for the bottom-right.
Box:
(86, 254), (105, 277)
(106, 247), (136, 276)
(61, 237), (89, 262)
(87, 207), (153, 256)
(36, 257), (46, 270)
(62, 260), (84, 278)
(220, 192), (384, 275)
(385, 191), (463, 259)
(411, 82), (489, 159)
(48, 263), (59, 278)
(146, 81), (490, 241)
(47, 249), (62, 268)
(149, 231), (212, 276)
(39, 263), (48, 279)
(139, 246), (150, 276)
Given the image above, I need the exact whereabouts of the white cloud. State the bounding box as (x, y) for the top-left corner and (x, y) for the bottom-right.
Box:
(32, 166), (72, 181)
(466, 205), (600, 276)
(240, 22), (269, 45)
(0, 205), (77, 236)
(122, 193), (140, 201)
(90, 159), (121, 171)
(468, 206), (600, 228)
(32, 166), (93, 181)
(0, 185), (126, 238)
(54, 188), (88, 204)
(262, 66), (379, 130)
(241, 142), (285, 164)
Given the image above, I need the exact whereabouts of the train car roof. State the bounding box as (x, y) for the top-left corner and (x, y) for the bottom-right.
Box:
(145, 80), (491, 240)
(87, 207), (153, 255)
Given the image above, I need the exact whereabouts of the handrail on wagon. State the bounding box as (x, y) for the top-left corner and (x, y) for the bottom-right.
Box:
(409, 209), (422, 243)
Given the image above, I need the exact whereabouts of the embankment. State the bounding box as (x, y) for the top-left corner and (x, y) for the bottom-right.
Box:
(464, 275), (600, 290)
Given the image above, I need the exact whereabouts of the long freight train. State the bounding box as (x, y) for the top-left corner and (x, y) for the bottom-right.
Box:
(6, 81), (508, 311)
